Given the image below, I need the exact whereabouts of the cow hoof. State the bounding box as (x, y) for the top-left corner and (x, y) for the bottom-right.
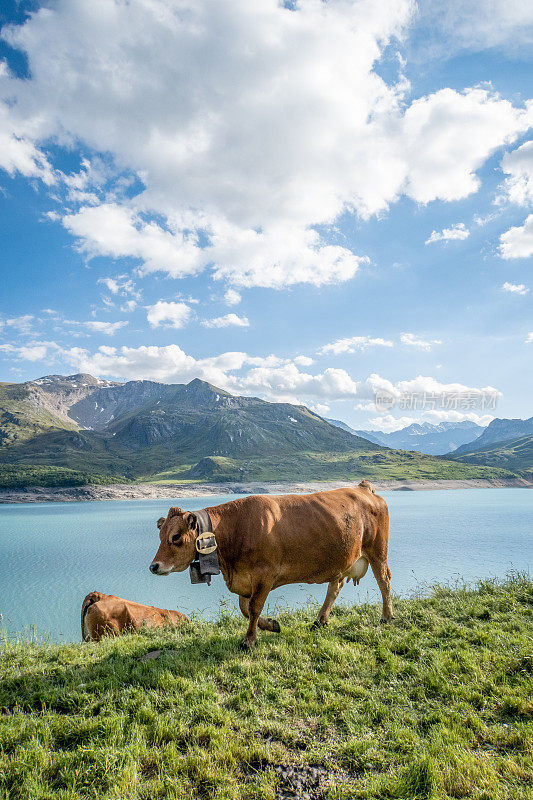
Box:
(269, 618), (281, 633)
(310, 619), (326, 630)
(240, 637), (256, 651)
(380, 616), (394, 624)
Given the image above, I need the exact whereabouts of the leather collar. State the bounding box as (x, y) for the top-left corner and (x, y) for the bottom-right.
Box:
(189, 509), (220, 586)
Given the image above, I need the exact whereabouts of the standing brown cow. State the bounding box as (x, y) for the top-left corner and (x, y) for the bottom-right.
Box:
(81, 591), (189, 642)
(149, 480), (392, 649)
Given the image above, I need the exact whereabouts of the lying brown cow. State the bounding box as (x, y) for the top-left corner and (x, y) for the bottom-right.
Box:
(81, 591), (189, 642)
(149, 480), (392, 649)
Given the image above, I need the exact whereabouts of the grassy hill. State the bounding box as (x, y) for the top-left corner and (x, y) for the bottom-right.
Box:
(0, 465), (127, 489)
(448, 434), (533, 478)
(0, 576), (531, 799)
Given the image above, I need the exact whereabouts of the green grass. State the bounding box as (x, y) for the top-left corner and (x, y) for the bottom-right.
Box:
(1, 576), (531, 799)
(449, 434), (533, 479)
(0, 465), (127, 489)
(145, 450), (518, 485)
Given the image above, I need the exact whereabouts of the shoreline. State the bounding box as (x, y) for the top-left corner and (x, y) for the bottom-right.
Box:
(0, 476), (531, 503)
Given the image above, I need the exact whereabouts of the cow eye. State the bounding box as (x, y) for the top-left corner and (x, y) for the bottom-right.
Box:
(171, 533), (182, 545)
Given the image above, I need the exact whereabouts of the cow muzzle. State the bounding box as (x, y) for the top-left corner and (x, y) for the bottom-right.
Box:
(149, 562), (171, 576)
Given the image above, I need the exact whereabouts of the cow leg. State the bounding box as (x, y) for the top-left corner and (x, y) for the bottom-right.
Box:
(311, 577), (345, 629)
(369, 558), (394, 622)
(240, 583), (272, 650)
(238, 595), (281, 634)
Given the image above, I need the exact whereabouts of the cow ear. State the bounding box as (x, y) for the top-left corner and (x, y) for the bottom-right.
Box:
(168, 506), (183, 519)
(187, 512), (199, 532)
(157, 517), (165, 529)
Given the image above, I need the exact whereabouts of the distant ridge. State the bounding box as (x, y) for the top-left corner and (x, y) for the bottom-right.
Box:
(328, 418), (484, 455)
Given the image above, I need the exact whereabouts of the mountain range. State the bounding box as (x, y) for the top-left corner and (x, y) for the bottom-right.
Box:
(0, 373), (527, 486)
(452, 416), (533, 455)
(327, 419), (484, 455)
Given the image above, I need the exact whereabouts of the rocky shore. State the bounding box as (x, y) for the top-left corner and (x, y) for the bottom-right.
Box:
(0, 476), (531, 503)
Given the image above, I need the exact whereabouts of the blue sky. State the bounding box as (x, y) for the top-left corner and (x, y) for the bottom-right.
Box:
(0, 0), (531, 431)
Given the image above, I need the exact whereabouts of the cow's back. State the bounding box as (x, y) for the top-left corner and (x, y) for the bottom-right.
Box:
(216, 484), (388, 589)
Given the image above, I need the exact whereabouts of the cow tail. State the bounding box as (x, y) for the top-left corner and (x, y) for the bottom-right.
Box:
(81, 592), (101, 642)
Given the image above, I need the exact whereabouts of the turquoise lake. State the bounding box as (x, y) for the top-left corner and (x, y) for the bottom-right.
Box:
(0, 488), (531, 642)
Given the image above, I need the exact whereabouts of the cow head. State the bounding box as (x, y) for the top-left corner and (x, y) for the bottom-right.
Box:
(149, 507), (200, 575)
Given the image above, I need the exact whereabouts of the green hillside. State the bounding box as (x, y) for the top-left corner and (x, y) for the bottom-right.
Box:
(0, 576), (531, 799)
(0, 383), (76, 446)
(448, 434), (533, 478)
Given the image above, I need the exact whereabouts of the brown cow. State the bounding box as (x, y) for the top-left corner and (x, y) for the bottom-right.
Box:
(149, 480), (392, 649)
(81, 591), (189, 642)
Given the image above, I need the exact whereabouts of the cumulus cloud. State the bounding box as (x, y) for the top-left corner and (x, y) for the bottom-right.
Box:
(146, 301), (192, 329)
(502, 282), (529, 295)
(400, 333), (442, 350)
(526, 332), (533, 344)
(366, 414), (421, 433)
(84, 320), (128, 336)
(202, 313), (249, 329)
(500, 140), (533, 207)
(499, 214), (533, 259)
(425, 222), (469, 244)
(63, 204), (203, 278)
(318, 336), (394, 356)
(0, 339), (62, 362)
(0, 315), (35, 335)
(0, 100), (54, 183)
(64, 344), (284, 390)
(1, 1), (531, 288)
(357, 373), (501, 414)
(237, 365), (359, 403)
(224, 289), (242, 307)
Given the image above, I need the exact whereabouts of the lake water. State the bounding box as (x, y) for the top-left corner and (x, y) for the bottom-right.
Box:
(0, 488), (531, 643)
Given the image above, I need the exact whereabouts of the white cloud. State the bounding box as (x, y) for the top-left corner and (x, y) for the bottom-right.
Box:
(0, 315), (35, 335)
(146, 301), (192, 329)
(224, 289), (242, 306)
(318, 336), (394, 356)
(1, 2), (531, 288)
(202, 313), (249, 329)
(499, 214), (533, 259)
(84, 320), (128, 336)
(366, 414), (420, 433)
(357, 373), (501, 413)
(64, 344), (283, 389)
(293, 356), (314, 367)
(63, 204), (203, 278)
(401, 89), (530, 205)
(97, 275), (140, 298)
(0, 343), (46, 362)
(425, 222), (469, 244)
(308, 402), (330, 416)
(502, 282), (529, 295)
(0, 101), (54, 184)
(237, 364), (359, 402)
(500, 140), (533, 207)
(526, 332), (533, 344)
(0, 339), (62, 362)
(414, 1), (533, 56)
(400, 332), (442, 350)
